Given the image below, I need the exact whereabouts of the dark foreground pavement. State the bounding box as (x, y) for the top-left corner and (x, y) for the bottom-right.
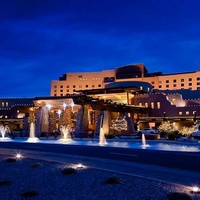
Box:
(0, 147), (200, 188)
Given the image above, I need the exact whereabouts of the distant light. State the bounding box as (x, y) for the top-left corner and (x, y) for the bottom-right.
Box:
(62, 102), (67, 111)
(46, 103), (52, 111)
(192, 186), (199, 193)
(57, 109), (62, 118)
(77, 163), (83, 168)
(16, 153), (23, 159)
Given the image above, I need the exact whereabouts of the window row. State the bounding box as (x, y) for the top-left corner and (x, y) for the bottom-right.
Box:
(151, 77), (200, 84)
(1, 102), (9, 107)
(179, 111), (196, 115)
(54, 84), (102, 90)
(138, 102), (160, 109)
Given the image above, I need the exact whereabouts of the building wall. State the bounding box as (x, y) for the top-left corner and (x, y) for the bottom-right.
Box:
(50, 64), (200, 97)
(132, 92), (200, 118)
(50, 70), (115, 96)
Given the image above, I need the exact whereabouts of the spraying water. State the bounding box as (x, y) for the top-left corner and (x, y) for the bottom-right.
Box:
(27, 123), (39, 142)
(141, 133), (150, 148)
(99, 127), (107, 145)
(59, 125), (72, 142)
(0, 125), (10, 140)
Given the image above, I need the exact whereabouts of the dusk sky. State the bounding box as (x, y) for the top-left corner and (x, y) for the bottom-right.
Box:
(1, 0), (200, 97)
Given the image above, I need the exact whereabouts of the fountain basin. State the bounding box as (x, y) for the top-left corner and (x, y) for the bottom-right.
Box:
(8, 138), (200, 152)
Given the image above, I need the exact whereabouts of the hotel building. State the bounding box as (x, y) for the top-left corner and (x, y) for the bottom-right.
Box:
(50, 63), (200, 96)
(0, 63), (200, 137)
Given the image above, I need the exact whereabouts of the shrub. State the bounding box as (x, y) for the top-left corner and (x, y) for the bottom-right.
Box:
(167, 192), (192, 200)
(104, 176), (122, 184)
(5, 158), (17, 163)
(61, 167), (77, 175)
(30, 163), (43, 168)
(0, 180), (12, 186)
(167, 131), (181, 140)
(20, 190), (39, 197)
(105, 134), (115, 139)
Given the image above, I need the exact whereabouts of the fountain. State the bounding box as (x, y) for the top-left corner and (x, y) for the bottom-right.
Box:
(59, 125), (73, 143)
(0, 125), (11, 141)
(141, 133), (150, 149)
(99, 127), (107, 145)
(27, 123), (39, 143)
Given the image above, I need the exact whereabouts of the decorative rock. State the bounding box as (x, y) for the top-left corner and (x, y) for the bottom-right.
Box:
(104, 176), (122, 184)
(30, 163), (43, 168)
(0, 180), (12, 186)
(167, 192), (192, 200)
(20, 190), (39, 197)
(5, 157), (17, 163)
(61, 167), (77, 175)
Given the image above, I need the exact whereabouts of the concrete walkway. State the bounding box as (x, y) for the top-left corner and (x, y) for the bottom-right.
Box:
(0, 148), (199, 188)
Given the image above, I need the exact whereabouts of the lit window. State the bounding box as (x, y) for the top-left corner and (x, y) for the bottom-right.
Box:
(179, 112), (182, 115)
(5, 116), (7, 118)
(139, 103), (142, 107)
(6, 102), (8, 106)
(147, 87), (150, 91)
(140, 86), (143, 90)
(186, 111), (189, 115)
(151, 102), (154, 109)
(2, 102), (4, 107)
(145, 102), (148, 108)
(157, 102), (160, 109)
(193, 111), (196, 115)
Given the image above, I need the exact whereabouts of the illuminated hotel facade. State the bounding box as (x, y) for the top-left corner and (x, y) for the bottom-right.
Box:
(0, 63), (200, 137)
(50, 63), (200, 96)
(49, 63), (200, 131)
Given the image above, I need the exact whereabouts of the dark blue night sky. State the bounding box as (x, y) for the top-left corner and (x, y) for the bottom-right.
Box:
(1, 0), (200, 97)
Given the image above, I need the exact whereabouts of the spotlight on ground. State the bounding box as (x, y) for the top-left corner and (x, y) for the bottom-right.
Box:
(191, 186), (200, 194)
(15, 153), (23, 159)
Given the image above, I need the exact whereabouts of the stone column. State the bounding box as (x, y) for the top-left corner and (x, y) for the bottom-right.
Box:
(75, 105), (89, 138)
